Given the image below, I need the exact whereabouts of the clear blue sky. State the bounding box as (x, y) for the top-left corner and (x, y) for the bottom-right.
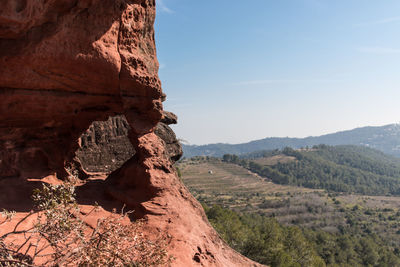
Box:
(155, 0), (400, 145)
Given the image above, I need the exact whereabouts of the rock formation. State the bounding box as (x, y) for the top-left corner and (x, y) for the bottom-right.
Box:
(0, 1), (262, 266)
(76, 115), (134, 173)
(76, 111), (182, 174)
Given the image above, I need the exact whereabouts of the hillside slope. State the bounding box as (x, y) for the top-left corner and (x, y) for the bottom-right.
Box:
(183, 124), (400, 158)
(223, 145), (400, 195)
(179, 156), (400, 266)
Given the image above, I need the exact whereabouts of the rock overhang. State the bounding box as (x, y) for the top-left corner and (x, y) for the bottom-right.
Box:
(0, 1), (264, 266)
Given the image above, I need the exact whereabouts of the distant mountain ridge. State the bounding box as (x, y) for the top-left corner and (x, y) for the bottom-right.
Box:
(183, 123), (400, 158)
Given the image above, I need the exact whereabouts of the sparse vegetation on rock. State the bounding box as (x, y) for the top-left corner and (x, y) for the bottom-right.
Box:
(0, 182), (171, 267)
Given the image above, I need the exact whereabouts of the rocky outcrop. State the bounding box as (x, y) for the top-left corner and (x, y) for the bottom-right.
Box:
(76, 115), (134, 173)
(0, 0), (162, 180)
(75, 111), (182, 174)
(0, 1), (262, 266)
(156, 111), (183, 162)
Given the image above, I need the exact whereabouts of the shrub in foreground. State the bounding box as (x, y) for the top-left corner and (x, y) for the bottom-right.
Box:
(0, 182), (171, 266)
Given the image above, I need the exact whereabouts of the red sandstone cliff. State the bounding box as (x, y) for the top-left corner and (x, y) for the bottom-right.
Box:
(0, 1), (262, 266)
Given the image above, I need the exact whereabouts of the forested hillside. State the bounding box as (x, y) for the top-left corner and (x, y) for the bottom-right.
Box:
(223, 145), (400, 195)
(205, 205), (400, 267)
(183, 124), (400, 158)
(178, 156), (400, 266)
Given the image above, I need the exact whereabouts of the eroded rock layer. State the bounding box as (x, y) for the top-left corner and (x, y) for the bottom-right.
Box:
(76, 111), (182, 174)
(76, 115), (134, 173)
(0, 1), (262, 266)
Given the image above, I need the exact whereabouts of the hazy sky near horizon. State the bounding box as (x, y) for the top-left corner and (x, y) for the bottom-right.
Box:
(155, 0), (400, 145)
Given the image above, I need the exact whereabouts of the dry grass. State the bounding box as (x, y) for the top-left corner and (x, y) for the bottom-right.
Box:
(180, 160), (314, 196)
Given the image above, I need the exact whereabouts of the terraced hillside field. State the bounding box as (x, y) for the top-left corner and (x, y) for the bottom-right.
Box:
(179, 158), (344, 230)
(181, 159), (313, 194)
(179, 157), (400, 247)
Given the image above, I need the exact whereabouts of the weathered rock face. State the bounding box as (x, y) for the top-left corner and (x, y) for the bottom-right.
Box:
(76, 115), (134, 173)
(155, 111), (183, 163)
(0, 0), (162, 180)
(76, 111), (182, 174)
(0, 1), (262, 266)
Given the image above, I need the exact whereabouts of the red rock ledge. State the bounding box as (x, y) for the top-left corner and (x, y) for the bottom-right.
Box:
(0, 1), (263, 266)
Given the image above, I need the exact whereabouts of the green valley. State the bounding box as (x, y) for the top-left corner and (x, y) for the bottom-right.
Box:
(178, 146), (400, 266)
(224, 145), (400, 195)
